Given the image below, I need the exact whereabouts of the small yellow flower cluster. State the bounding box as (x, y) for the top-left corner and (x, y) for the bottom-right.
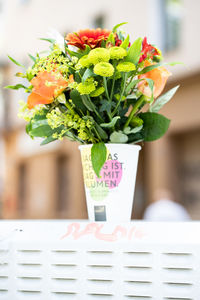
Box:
(31, 46), (70, 78)
(46, 107), (93, 142)
(18, 100), (45, 122)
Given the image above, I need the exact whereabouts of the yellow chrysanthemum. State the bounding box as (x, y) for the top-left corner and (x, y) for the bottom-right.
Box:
(93, 62), (114, 77)
(90, 86), (105, 97)
(109, 46), (127, 60)
(88, 48), (110, 65)
(117, 62), (136, 72)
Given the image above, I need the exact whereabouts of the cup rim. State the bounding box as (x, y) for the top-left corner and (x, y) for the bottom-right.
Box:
(78, 143), (141, 150)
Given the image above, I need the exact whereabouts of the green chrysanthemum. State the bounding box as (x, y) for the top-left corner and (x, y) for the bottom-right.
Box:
(76, 78), (96, 95)
(90, 86), (105, 97)
(78, 55), (91, 68)
(109, 46), (127, 60)
(117, 62), (136, 72)
(93, 62), (114, 77)
(88, 48), (110, 65)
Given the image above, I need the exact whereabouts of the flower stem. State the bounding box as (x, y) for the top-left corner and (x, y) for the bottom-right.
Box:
(86, 95), (104, 122)
(103, 77), (110, 101)
(111, 73), (127, 117)
(123, 95), (145, 129)
(110, 61), (117, 101)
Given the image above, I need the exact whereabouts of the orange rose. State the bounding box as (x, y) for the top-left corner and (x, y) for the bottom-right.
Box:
(27, 71), (73, 109)
(138, 61), (171, 99)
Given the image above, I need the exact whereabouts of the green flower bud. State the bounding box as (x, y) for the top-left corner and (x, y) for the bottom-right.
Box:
(93, 62), (114, 77)
(88, 48), (110, 65)
(117, 62), (136, 72)
(109, 46), (127, 60)
(130, 116), (144, 127)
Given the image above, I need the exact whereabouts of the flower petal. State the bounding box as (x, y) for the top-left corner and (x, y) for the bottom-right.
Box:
(27, 92), (53, 109)
(138, 61), (171, 98)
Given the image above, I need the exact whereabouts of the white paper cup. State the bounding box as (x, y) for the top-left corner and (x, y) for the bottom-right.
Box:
(79, 144), (141, 222)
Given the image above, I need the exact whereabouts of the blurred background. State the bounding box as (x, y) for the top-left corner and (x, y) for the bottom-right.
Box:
(0, 0), (199, 220)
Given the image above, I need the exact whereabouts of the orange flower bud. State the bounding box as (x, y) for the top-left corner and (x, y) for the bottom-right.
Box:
(138, 61), (171, 99)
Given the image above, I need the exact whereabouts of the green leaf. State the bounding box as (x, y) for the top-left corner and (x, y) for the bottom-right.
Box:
(26, 122), (32, 135)
(94, 122), (108, 140)
(100, 99), (112, 113)
(100, 116), (120, 128)
(110, 131), (128, 143)
(82, 68), (95, 83)
(41, 136), (57, 145)
(139, 112), (170, 141)
(8, 55), (25, 68)
(150, 85), (180, 113)
(126, 79), (141, 94)
(81, 45), (91, 56)
(65, 47), (82, 59)
(139, 62), (163, 74)
(139, 62), (183, 75)
(4, 84), (27, 90)
(128, 132), (144, 143)
(112, 22), (128, 33)
(106, 32), (115, 45)
(124, 125), (143, 135)
(70, 90), (86, 112)
(39, 37), (55, 44)
(91, 142), (107, 178)
(30, 125), (53, 137)
(125, 37), (143, 65)
(28, 53), (36, 63)
(81, 95), (95, 112)
(120, 34), (130, 49)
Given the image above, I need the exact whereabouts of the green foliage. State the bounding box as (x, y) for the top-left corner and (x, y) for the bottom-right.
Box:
(120, 35), (130, 49)
(70, 90), (87, 113)
(125, 37), (143, 65)
(139, 112), (170, 141)
(110, 131), (128, 143)
(82, 68), (95, 83)
(100, 116), (120, 128)
(8, 22), (180, 176)
(5, 84), (27, 90)
(39, 37), (56, 44)
(150, 85), (180, 113)
(91, 142), (107, 177)
(112, 22), (128, 33)
(8, 56), (25, 68)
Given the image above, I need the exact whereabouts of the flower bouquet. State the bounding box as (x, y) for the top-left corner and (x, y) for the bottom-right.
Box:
(6, 22), (179, 221)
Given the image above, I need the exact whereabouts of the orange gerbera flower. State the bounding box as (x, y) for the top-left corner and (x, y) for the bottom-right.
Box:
(138, 61), (171, 99)
(66, 28), (111, 50)
(27, 71), (73, 109)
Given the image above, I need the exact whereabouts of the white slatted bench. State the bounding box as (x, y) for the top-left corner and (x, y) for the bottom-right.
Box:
(0, 221), (199, 300)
